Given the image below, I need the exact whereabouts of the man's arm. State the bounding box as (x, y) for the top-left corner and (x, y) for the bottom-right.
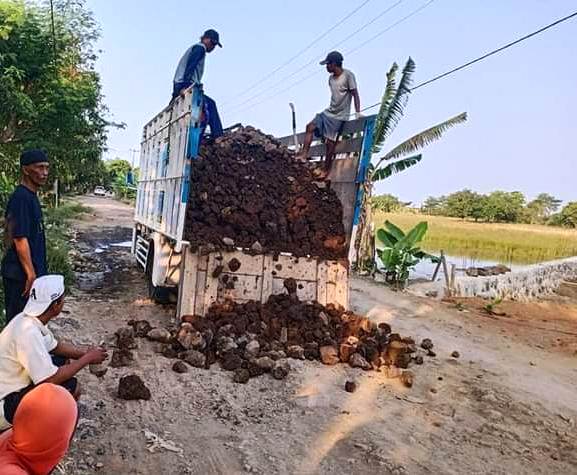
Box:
(43, 348), (107, 385)
(52, 341), (88, 360)
(181, 45), (206, 92)
(13, 237), (36, 296)
(351, 89), (361, 115)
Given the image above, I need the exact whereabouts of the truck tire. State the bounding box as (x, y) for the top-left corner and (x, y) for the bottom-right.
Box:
(145, 242), (171, 304)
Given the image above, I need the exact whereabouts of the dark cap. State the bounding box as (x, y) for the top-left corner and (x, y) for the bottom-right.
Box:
(320, 51), (344, 65)
(20, 149), (49, 167)
(202, 29), (222, 47)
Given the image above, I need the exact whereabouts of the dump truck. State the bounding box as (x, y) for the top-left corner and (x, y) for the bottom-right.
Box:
(132, 86), (375, 318)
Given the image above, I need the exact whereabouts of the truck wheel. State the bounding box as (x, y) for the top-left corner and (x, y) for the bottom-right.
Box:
(145, 242), (171, 304)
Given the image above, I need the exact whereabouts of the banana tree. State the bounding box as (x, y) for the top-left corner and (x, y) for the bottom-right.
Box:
(376, 220), (438, 287)
(354, 58), (467, 272)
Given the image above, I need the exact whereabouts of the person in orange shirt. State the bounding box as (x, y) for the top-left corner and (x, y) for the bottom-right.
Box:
(0, 383), (78, 475)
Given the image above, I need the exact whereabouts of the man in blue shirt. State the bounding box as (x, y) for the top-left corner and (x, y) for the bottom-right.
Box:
(172, 29), (223, 138)
(2, 150), (49, 322)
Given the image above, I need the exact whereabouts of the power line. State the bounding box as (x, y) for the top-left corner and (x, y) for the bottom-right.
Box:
(230, 0), (437, 116)
(220, 0), (372, 106)
(360, 9), (577, 113)
(224, 0), (407, 113)
(346, 0), (435, 56)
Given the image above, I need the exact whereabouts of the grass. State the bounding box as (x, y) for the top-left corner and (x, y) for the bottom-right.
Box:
(0, 201), (90, 328)
(373, 212), (577, 265)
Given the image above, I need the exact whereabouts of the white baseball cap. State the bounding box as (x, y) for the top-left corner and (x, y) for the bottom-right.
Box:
(23, 275), (65, 317)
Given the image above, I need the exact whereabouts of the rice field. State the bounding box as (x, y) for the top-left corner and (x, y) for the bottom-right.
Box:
(373, 212), (577, 265)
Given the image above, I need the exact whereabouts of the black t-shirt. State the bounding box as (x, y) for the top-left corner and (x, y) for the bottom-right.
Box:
(1, 185), (47, 281)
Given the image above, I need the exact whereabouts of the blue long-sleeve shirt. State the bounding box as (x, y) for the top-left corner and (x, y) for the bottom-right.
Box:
(172, 43), (206, 98)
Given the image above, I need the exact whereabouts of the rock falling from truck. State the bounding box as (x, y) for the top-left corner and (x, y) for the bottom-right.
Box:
(184, 126), (348, 259)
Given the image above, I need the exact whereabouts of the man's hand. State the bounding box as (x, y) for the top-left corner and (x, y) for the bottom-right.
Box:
(22, 272), (36, 297)
(355, 112), (364, 120)
(82, 347), (108, 365)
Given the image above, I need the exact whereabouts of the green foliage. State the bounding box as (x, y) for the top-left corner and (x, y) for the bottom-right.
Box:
(554, 202), (577, 228)
(524, 193), (563, 224)
(369, 59), (466, 184)
(376, 220), (437, 287)
(483, 298), (505, 316)
(443, 189), (487, 221)
(421, 189), (566, 225)
(483, 191), (525, 223)
(105, 159), (132, 182)
(371, 194), (407, 213)
(371, 155), (422, 181)
(421, 196), (447, 215)
(0, 0), (108, 193)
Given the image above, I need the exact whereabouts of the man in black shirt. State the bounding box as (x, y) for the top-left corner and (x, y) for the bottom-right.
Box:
(2, 150), (49, 322)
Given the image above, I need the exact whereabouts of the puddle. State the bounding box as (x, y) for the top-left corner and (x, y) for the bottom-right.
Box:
(75, 271), (105, 291)
(110, 241), (132, 248)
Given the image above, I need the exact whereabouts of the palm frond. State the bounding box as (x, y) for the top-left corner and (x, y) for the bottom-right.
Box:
(378, 58), (416, 145)
(380, 112), (467, 163)
(372, 63), (398, 154)
(371, 154), (422, 182)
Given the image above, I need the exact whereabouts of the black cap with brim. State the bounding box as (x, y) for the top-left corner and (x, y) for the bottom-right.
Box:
(320, 51), (344, 65)
(203, 29), (222, 47)
(20, 149), (49, 167)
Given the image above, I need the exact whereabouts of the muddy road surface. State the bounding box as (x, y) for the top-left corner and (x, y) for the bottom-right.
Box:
(54, 196), (577, 474)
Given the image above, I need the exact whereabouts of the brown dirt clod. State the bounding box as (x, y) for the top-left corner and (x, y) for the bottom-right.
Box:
(117, 374), (151, 401)
(344, 381), (357, 393)
(115, 327), (136, 350)
(172, 361), (189, 374)
(228, 258), (241, 272)
(233, 368), (251, 384)
(110, 348), (134, 368)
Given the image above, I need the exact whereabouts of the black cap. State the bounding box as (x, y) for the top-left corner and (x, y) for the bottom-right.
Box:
(203, 29), (222, 47)
(20, 149), (49, 167)
(320, 51), (343, 65)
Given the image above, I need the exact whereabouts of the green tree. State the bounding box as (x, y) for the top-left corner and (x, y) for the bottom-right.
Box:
(556, 202), (577, 228)
(371, 194), (407, 212)
(0, 0), (108, 193)
(355, 58), (467, 269)
(105, 158), (132, 182)
(524, 193), (562, 223)
(444, 189), (481, 219)
(483, 191), (526, 223)
(421, 196), (446, 215)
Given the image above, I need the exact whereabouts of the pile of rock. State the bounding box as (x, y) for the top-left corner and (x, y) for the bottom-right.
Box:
(121, 280), (425, 385)
(465, 264), (511, 277)
(184, 126), (347, 259)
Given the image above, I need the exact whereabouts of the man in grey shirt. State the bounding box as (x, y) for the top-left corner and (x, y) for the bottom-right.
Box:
(172, 29), (224, 138)
(298, 51), (361, 178)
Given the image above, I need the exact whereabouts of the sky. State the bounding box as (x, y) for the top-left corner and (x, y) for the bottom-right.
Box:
(85, 0), (576, 206)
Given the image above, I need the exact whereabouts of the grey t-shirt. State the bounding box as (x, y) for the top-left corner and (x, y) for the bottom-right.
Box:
(324, 69), (358, 120)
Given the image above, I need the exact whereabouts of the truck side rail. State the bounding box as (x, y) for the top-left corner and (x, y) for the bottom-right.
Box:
(134, 87), (203, 247)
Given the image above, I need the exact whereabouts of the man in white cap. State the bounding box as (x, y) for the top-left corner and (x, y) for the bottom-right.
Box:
(0, 275), (107, 431)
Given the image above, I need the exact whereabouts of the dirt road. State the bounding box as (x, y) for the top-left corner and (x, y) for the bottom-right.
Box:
(56, 196), (577, 474)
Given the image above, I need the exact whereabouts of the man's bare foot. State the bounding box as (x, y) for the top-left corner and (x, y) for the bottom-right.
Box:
(295, 152), (308, 162)
(312, 167), (329, 180)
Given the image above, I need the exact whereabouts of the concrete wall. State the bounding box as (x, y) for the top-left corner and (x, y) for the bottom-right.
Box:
(454, 257), (577, 301)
